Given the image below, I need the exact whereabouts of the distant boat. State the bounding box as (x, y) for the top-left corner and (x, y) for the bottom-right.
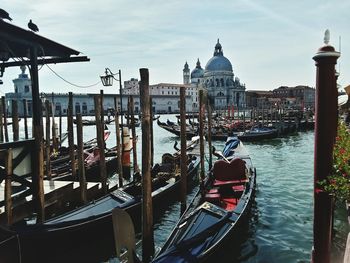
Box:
(6, 118), (21, 125)
(73, 118), (115, 126)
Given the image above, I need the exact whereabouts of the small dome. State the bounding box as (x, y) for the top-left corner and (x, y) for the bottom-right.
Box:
(205, 40), (233, 72)
(191, 58), (204, 79)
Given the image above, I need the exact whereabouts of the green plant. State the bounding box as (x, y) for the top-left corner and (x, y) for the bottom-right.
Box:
(318, 122), (350, 202)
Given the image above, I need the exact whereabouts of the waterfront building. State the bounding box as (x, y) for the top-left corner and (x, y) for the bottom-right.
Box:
(184, 40), (246, 110)
(273, 85), (315, 109)
(246, 85), (315, 110)
(6, 66), (33, 116)
(5, 67), (194, 116)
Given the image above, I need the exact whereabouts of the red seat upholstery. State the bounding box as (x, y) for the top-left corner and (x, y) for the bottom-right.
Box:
(232, 184), (245, 192)
(213, 158), (247, 187)
(204, 193), (221, 204)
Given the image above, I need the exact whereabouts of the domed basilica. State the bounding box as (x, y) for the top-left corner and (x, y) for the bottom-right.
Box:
(183, 39), (246, 110)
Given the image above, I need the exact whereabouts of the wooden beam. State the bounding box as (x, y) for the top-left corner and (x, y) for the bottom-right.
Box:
(0, 56), (90, 68)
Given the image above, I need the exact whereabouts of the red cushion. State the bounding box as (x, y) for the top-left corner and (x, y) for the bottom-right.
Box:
(213, 178), (248, 187)
(208, 188), (219, 194)
(213, 158), (246, 182)
(205, 193), (220, 199)
(232, 185), (245, 192)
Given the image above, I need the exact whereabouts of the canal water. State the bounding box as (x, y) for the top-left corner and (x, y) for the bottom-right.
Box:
(11, 114), (348, 262)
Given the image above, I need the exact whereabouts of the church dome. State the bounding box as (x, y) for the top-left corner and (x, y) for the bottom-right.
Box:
(191, 58), (204, 79)
(205, 39), (233, 72)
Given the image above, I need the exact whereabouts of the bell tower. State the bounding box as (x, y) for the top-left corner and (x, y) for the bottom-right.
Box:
(183, 61), (190, 84)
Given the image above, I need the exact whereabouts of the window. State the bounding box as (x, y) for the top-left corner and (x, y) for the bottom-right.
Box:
(15, 86), (18, 93)
(82, 102), (88, 114)
(75, 102), (81, 114)
(25, 85), (30, 93)
(55, 102), (61, 113)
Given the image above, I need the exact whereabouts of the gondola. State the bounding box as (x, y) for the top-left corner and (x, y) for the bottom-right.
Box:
(0, 139), (200, 263)
(73, 117), (115, 126)
(6, 118), (21, 125)
(237, 126), (278, 141)
(153, 137), (256, 263)
(158, 119), (278, 142)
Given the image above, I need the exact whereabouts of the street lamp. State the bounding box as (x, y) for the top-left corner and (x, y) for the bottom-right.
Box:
(100, 68), (123, 114)
(100, 67), (124, 147)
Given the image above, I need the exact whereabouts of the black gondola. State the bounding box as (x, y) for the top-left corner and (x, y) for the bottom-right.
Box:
(157, 119), (278, 141)
(0, 139), (200, 263)
(73, 118), (115, 126)
(153, 137), (256, 263)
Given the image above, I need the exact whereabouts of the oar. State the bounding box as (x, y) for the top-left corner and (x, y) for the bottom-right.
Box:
(112, 208), (138, 263)
(212, 146), (229, 163)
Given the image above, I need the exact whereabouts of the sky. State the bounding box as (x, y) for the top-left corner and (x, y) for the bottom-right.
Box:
(1, 0), (349, 95)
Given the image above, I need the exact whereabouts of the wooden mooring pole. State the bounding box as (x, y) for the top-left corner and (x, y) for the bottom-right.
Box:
(179, 86), (187, 214)
(114, 97), (123, 187)
(207, 98), (213, 170)
(23, 99), (28, 139)
(129, 96), (139, 175)
(0, 98), (3, 143)
(311, 32), (340, 263)
(67, 92), (76, 180)
(76, 113), (87, 204)
(59, 110), (62, 147)
(199, 90), (205, 192)
(3, 149), (13, 226)
(150, 96), (154, 167)
(45, 100), (51, 180)
(51, 92), (58, 152)
(94, 94), (107, 194)
(11, 100), (19, 141)
(30, 46), (45, 222)
(2, 96), (9, 142)
(140, 68), (154, 262)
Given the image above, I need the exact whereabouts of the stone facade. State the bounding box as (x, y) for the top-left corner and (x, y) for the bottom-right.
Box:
(183, 40), (246, 110)
(6, 67), (193, 116)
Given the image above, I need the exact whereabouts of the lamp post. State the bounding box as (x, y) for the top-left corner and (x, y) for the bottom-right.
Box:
(100, 68), (123, 125)
(100, 68), (125, 177)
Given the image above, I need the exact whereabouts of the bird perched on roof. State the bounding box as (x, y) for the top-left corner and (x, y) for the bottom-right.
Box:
(28, 19), (39, 32)
(0, 8), (12, 21)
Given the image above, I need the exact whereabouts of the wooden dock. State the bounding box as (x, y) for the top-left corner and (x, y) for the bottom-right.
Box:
(0, 179), (103, 224)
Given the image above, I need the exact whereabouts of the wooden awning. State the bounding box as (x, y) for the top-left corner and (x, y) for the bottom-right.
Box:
(0, 20), (89, 68)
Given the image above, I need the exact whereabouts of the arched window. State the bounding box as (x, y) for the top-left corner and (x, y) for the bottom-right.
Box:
(210, 79), (214, 87)
(221, 78), (224, 87)
(167, 101), (172, 105)
(216, 79), (220, 87)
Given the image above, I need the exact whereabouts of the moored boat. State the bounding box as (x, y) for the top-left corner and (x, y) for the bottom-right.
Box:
(0, 139), (201, 263)
(153, 137), (256, 262)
